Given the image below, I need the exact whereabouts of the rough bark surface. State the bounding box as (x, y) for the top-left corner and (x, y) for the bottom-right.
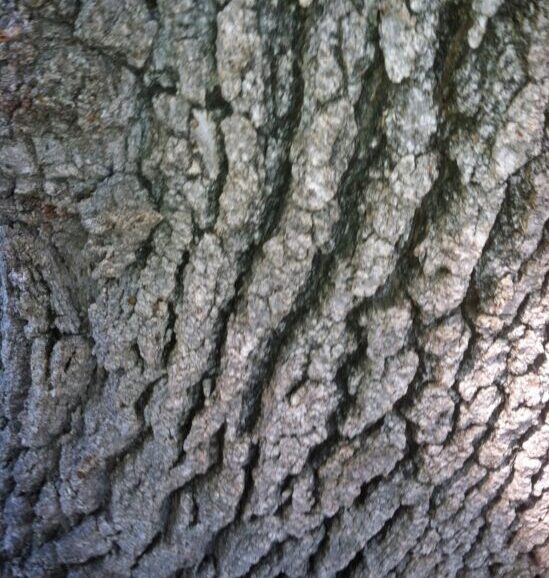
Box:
(0, 0), (548, 576)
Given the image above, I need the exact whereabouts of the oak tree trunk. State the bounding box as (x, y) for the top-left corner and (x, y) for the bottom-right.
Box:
(0, 0), (548, 576)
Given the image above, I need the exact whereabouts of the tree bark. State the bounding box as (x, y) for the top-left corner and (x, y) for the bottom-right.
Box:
(0, 0), (548, 576)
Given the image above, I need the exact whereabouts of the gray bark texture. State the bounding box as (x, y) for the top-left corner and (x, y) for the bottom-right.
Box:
(0, 0), (548, 576)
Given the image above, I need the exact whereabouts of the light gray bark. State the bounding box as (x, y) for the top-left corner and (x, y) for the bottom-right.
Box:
(0, 0), (548, 577)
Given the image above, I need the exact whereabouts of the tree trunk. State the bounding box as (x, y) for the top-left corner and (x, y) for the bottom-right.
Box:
(0, 0), (548, 576)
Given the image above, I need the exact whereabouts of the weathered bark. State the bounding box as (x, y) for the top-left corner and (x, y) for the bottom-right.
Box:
(0, 0), (548, 576)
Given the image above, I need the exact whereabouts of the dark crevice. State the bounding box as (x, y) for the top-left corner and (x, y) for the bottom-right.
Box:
(241, 539), (286, 578)
(161, 484), (182, 543)
(131, 530), (162, 570)
(205, 85), (233, 119)
(134, 376), (162, 420)
(173, 379), (206, 466)
(144, 0), (158, 20)
(202, 95), (231, 234)
(162, 253), (189, 367)
(335, 547), (363, 577)
(308, 515), (336, 575)
(433, 0), (473, 109)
